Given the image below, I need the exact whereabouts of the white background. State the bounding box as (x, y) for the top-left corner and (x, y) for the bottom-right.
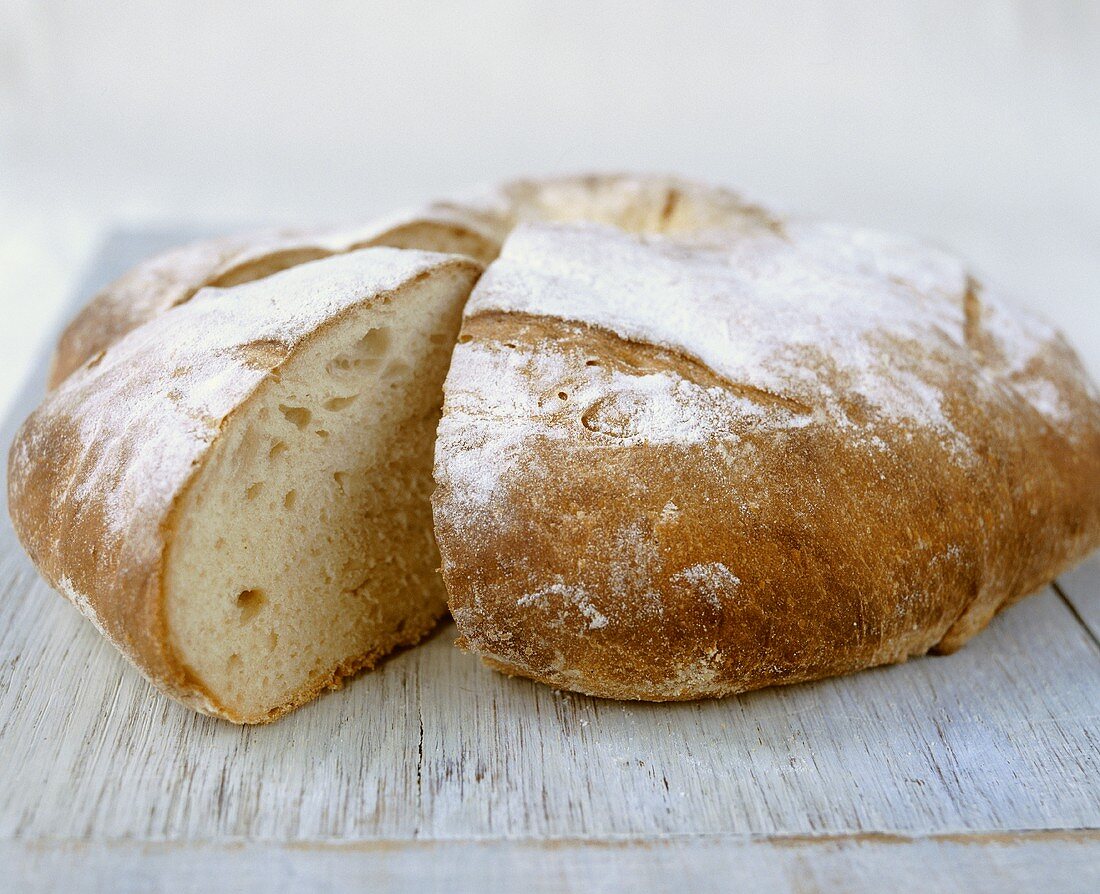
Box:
(2, 0), (1098, 420)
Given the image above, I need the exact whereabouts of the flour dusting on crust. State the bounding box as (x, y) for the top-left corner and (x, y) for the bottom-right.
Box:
(443, 220), (1079, 518)
(466, 223), (975, 433)
(673, 563), (742, 610)
(435, 335), (810, 512)
(31, 250), (456, 559)
(517, 582), (609, 630)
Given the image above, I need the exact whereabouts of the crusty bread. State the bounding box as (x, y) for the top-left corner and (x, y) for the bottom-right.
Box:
(10, 248), (481, 722)
(18, 172), (1100, 717)
(432, 221), (1100, 700)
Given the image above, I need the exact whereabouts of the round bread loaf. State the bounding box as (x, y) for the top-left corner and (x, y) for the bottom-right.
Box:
(432, 221), (1100, 700)
(12, 173), (1100, 719)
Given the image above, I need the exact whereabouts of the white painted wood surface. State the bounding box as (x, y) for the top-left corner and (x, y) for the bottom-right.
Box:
(6, 833), (1100, 894)
(1, 232), (1098, 892)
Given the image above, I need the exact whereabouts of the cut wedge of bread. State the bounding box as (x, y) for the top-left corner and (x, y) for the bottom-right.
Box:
(9, 248), (481, 722)
(24, 173), (1099, 719)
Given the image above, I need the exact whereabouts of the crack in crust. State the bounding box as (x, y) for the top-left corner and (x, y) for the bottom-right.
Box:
(463, 310), (815, 417)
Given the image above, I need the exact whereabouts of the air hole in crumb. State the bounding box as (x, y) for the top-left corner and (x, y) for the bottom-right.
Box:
(315, 429), (330, 438)
(457, 334), (472, 344)
(283, 490), (297, 509)
(382, 359), (411, 380)
(236, 589), (267, 623)
(269, 440), (288, 460)
(214, 538), (226, 551)
(558, 391), (569, 401)
(504, 342), (517, 349)
(333, 471), (349, 494)
(227, 653), (241, 671)
(329, 334), (388, 374)
(323, 394), (358, 411)
(245, 482), (264, 500)
(86, 351), (106, 371)
(586, 359), (600, 367)
(268, 631), (279, 651)
(279, 404), (312, 429)
(358, 328), (390, 355)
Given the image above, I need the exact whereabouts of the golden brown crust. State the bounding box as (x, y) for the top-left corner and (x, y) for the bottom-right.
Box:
(9, 249), (482, 722)
(49, 229), (302, 389)
(432, 227), (1100, 701)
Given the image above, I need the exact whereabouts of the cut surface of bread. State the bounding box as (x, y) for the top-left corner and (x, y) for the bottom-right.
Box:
(165, 273), (469, 720)
(9, 248), (481, 722)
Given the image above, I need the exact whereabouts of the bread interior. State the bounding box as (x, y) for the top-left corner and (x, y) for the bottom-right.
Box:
(163, 268), (471, 722)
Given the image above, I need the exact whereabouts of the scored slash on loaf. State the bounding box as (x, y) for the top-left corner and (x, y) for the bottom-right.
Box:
(8, 174), (1100, 721)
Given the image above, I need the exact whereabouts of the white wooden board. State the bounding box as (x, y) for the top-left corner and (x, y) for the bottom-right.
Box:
(7, 833), (1100, 894)
(1, 231), (1098, 892)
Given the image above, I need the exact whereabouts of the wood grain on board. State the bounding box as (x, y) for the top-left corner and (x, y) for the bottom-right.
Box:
(8, 833), (1100, 894)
